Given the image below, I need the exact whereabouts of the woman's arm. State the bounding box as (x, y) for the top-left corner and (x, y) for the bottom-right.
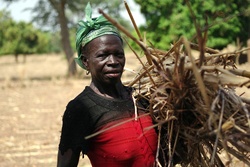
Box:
(57, 149), (80, 167)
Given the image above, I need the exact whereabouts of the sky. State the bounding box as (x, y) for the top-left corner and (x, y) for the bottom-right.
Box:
(0, 0), (145, 26)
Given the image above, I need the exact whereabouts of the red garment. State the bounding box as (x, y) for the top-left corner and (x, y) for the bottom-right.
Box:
(87, 114), (157, 167)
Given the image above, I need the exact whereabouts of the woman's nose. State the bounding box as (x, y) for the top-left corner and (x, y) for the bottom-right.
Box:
(107, 55), (118, 64)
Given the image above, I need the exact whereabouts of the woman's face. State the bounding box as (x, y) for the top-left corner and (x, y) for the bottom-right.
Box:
(83, 35), (125, 85)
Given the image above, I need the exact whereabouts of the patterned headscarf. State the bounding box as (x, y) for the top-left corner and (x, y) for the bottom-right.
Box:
(75, 2), (122, 69)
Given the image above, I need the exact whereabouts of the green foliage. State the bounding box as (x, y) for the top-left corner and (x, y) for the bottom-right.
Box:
(94, 0), (132, 30)
(135, 0), (250, 50)
(28, 0), (132, 32)
(5, 0), (132, 54)
(45, 31), (62, 53)
(2, 0), (134, 76)
(0, 9), (51, 56)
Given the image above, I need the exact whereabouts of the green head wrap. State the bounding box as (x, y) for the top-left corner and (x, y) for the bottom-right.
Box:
(75, 2), (122, 69)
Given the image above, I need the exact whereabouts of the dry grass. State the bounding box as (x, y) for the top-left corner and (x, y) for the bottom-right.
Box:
(0, 54), (91, 167)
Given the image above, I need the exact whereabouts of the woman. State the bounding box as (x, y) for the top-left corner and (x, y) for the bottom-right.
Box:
(57, 3), (158, 167)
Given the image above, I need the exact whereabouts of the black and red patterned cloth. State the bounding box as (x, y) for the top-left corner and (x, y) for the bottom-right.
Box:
(59, 86), (157, 167)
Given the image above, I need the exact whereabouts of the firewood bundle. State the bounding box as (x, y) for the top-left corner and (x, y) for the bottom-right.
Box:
(127, 38), (250, 166)
(99, 4), (250, 166)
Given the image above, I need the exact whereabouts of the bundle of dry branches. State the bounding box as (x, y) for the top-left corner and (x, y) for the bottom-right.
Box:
(129, 38), (250, 167)
(99, 1), (250, 166)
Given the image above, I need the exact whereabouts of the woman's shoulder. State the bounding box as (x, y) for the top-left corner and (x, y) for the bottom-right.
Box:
(74, 86), (93, 100)
(63, 86), (94, 116)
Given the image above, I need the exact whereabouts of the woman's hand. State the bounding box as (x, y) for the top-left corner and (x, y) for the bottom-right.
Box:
(57, 149), (80, 167)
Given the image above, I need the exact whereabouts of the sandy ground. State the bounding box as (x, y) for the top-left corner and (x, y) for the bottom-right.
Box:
(0, 52), (249, 167)
(0, 52), (143, 167)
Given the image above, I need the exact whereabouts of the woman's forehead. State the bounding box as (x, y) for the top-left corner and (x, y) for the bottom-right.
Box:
(91, 35), (122, 45)
(87, 35), (123, 51)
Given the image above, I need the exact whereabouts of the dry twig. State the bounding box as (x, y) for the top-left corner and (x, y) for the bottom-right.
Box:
(99, 4), (250, 167)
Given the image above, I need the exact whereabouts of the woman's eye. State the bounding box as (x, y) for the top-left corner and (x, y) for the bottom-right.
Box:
(97, 54), (107, 58)
(116, 52), (124, 58)
(97, 52), (124, 59)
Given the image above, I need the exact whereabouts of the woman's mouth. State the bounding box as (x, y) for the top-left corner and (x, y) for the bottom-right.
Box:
(105, 70), (122, 78)
(106, 72), (121, 78)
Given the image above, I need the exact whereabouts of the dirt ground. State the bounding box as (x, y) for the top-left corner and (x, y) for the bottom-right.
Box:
(0, 52), (249, 167)
(0, 52), (144, 167)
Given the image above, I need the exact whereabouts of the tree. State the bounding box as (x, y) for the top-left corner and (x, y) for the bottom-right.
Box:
(26, 0), (79, 76)
(0, 9), (49, 62)
(135, 0), (250, 50)
(4, 0), (132, 76)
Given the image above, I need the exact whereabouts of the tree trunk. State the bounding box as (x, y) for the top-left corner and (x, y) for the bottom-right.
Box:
(49, 0), (77, 76)
(247, 39), (250, 63)
(15, 53), (18, 63)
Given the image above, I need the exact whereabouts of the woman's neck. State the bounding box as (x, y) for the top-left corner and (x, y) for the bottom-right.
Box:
(89, 81), (129, 99)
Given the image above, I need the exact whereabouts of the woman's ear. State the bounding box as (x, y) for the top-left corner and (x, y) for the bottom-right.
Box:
(82, 55), (89, 70)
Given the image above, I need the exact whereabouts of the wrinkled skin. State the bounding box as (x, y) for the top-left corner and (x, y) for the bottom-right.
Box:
(83, 35), (125, 85)
(82, 35), (127, 99)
